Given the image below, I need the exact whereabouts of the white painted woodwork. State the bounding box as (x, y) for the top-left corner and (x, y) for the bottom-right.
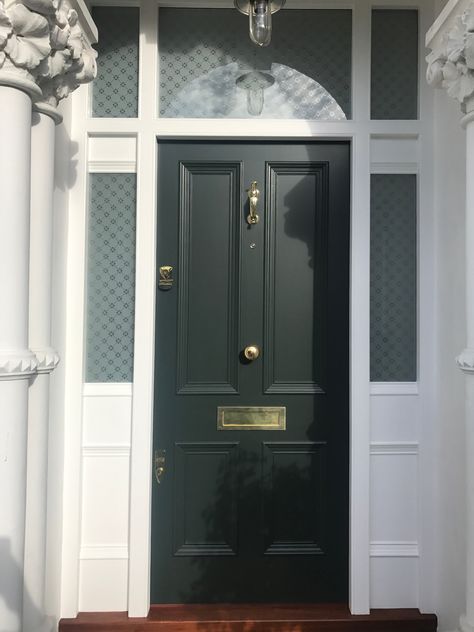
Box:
(0, 0), (97, 629)
(0, 84), (35, 632)
(60, 0), (439, 621)
(24, 110), (61, 632)
(427, 2), (474, 630)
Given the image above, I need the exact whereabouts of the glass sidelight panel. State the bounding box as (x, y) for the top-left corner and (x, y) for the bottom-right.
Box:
(370, 174), (417, 382)
(91, 7), (139, 118)
(158, 8), (352, 119)
(371, 9), (418, 120)
(85, 173), (137, 382)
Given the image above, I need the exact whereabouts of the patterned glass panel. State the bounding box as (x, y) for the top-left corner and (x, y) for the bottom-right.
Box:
(92, 7), (139, 118)
(370, 174), (417, 382)
(158, 8), (352, 119)
(86, 173), (136, 382)
(371, 9), (418, 120)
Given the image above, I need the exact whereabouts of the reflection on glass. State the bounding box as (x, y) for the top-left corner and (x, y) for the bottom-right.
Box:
(158, 8), (352, 120)
(236, 70), (275, 115)
(165, 62), (346, 120)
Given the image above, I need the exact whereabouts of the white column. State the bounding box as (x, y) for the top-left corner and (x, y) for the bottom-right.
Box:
(23, 105), (61, 632)
(427, 3), (474, 632)
(0, 82), (40, 632)
(457, 106), (474, 632)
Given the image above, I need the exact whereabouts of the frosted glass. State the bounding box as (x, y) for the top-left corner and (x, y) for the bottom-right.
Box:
(159, 8), (352, 119)
(85, 174), (136, 382)
(371, 175), (417, 382)
(92, 7), (139, 118)
(371, 10), (418, 120)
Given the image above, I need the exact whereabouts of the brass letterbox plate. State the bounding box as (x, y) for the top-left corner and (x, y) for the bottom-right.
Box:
(217, 406), (286, 431)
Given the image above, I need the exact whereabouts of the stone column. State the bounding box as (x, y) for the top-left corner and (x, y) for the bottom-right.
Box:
(22, 104), (60, 632)
(0, 2), (96, 630)
(427, 3), (474, 631)
(0, 4), (51, 630)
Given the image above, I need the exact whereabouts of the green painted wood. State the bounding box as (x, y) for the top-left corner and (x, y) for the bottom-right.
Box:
(152, 141), (350, 604)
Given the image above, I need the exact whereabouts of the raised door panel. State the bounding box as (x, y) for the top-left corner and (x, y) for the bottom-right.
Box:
(264, 163), (328, 394)
(177, 162), (241, 394)
(173, 442), (239, 556)
(262, 442), (327, 556)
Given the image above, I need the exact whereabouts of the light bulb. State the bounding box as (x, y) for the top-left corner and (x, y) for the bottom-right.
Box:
(249, 0), (272, 47)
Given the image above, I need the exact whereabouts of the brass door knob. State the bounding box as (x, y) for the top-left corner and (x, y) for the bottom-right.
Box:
(244, 345), (260, 361)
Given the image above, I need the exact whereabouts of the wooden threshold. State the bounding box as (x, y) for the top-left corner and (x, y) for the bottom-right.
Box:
(59, 604), (438, 631)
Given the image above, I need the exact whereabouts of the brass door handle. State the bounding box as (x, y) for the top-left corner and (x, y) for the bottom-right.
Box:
(154, 450), (166, 484)
(247, 181), (260, 225)
(244, 345), (260, 361)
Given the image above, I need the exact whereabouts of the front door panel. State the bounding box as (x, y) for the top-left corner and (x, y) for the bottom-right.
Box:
(152, 141), (350, 604)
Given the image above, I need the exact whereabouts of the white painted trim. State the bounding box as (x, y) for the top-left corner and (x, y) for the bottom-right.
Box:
(348, 0), (371, 614)
(83, 383), (133, 397)
(88, 161), (137, 173)
(67, 0), (434, 619)
(127, 0), (158, 617)
(60, 83), (90, 619)
(370, 542), (420, 558)
(80, 545), (129, 560)
(370, 442), (419, 456)
(370, 162), (419, 174)
(83, 445), (131, 457)
(370, 382), (419, 396)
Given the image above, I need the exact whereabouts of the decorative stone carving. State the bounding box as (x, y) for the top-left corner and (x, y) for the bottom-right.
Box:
(36, 0), (97, 111)
(456, 348), (474, 373)
(0, 349), (38, 380)
(32, 347), (60, 374)
(0, 0), (51, 94)
(0, 0), (96, 106)
(427, 2), (474, 110)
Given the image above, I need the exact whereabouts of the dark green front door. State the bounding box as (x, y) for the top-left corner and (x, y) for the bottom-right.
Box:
(151, 141), (350, 604)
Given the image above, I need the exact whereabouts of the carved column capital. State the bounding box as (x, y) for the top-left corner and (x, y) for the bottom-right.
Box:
(426, 0), (474, 112)
(0, 0), (97, 112)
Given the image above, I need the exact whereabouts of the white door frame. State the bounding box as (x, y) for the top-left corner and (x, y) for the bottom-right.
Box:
(61, 0), (435, 618)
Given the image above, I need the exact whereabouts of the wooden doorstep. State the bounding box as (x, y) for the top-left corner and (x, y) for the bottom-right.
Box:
(59, 605), (438, 632)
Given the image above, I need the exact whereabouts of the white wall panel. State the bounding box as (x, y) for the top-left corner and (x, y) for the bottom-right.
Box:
(79, 560), (129, 612)
(371, 393), (420, 443)
(83, 384), (132, 446)
(370, 558), (419, 608)
(88, 135), (137, 172)
(370, 449), (418, 543)
(79, 386), (132, 611)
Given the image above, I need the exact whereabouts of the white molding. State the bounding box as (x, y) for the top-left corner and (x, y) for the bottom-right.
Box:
(83, 445), (131, 457)
(370, 382), (419, 396)
(80, 545), (129, 560)
(127, 0), (159, 617)
(370, 542), (420, 558)
(370, 442), (419, 456)
(83, 383), (133, 397)
(370, 162), (419, 174)
(88, 160), (137, 173)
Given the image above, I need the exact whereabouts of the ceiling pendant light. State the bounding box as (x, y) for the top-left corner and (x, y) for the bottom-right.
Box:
(234, 0), (286, 47)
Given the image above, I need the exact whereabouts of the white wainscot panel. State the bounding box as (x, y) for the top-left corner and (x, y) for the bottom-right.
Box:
(83, 383), (132, 445)
(370, 389), (420, 443)
(81, 452), (130, 548)
(88, 135), (137, 172)
(370, 558), (418, 609)
(370, 136), (419, 173)
(370, 448), (418, 543)
(79, 559), (128, 612)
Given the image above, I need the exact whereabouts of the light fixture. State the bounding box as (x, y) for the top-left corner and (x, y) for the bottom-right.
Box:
(236, 70), (275, 115)
(234, 0), (286, 47)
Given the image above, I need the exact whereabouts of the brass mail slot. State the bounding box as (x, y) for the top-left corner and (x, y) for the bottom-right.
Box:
(217, 406), (286, 431)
